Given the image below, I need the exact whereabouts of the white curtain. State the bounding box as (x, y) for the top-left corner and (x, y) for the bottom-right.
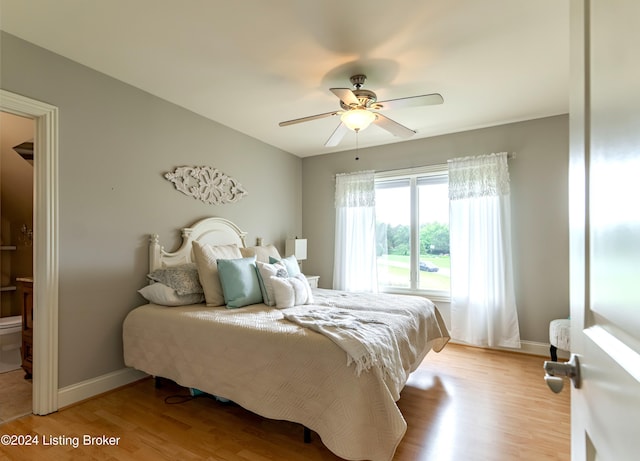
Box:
(333, 171), (378, 292)
(448, 153), (521, 348)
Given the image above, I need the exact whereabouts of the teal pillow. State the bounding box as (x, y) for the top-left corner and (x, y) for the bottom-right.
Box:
(268, 255), (301, 277)
(217, 256), (263, 308)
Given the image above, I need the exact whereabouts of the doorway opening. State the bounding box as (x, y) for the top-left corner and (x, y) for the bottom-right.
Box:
(0, 112), (34, 422)
(0, 89), (59, 416)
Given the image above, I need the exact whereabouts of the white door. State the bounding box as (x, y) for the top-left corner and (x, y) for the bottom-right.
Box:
(568, 1), (640, 460)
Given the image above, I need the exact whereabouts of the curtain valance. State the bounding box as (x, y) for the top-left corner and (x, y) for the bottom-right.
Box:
(448, 152), (510, 200)
(335, 171), (376, 208)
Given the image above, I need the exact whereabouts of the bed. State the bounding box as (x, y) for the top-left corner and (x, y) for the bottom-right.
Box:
(123, 217), (449, 461)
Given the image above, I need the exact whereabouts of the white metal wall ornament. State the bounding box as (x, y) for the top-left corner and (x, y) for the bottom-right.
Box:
(164, 166), (248, 205)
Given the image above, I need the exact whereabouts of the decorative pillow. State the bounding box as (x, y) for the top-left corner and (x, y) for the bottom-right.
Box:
(217, 256), (263, 308)
(240, 244), (281, 263)
(138, 283), (204, 306)
(269, 255), (301, 277)
(192, 241), (243, 306)
(299, 274), (314, 304)
(255, 261), (289, 306)
(270, 273), (314, 309)
(146, 263), (203, 295)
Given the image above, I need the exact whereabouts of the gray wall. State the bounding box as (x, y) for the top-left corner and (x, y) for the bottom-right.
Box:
(302, 115), (569, 344)
(1, 32), (302, 387)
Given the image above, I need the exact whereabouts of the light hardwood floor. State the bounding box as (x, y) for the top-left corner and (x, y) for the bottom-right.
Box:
(0, 370), (31, 424)
(0, 344), (569, 461)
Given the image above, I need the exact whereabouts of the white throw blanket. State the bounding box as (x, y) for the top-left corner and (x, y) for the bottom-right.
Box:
(283, 305), (409, 399)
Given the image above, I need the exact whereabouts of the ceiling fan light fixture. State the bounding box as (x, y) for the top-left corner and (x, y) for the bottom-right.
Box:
(341, 109), (376, 132)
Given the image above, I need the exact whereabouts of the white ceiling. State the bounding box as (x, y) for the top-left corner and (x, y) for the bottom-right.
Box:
(0, 0), (569, 158)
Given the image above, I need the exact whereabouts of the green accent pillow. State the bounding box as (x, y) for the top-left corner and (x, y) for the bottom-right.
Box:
(268, 255), (301, 277)
(217, 256), (263, 308)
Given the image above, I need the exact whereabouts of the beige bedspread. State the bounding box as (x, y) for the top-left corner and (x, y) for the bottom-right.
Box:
(123, 289), (449, 461)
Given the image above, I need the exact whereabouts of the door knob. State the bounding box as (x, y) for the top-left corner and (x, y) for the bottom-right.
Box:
(544, 375), (565, 393)
(543, 354), (581, 393)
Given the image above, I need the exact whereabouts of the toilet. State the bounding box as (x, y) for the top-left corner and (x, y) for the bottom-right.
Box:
(0, 315), (22, 373)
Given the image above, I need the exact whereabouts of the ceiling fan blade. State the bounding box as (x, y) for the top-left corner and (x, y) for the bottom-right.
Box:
(330, 88), (360, 107)
(375, 93), (444, 111)
(373, 113), (416, 138)
(279, 110), (339, 127)
(325, 123), (349, 147)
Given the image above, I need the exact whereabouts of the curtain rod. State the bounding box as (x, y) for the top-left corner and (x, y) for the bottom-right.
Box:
(375, 163), (447, 178)
(337, 153), (517, 180)
(379, 152), (516, 175)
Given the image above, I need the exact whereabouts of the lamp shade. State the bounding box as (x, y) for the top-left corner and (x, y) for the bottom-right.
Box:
(341, 109), (376, 132)
(285, 238), (307, 261)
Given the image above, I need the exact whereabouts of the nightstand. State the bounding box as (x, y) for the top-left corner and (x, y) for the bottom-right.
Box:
(305, 275), (319, 288)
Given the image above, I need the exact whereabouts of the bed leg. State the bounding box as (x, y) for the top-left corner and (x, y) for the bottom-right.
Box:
(154, 376), (163, 388)
(303, 426), (311, 443)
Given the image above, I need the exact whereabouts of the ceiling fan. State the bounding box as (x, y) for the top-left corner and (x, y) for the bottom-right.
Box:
(279, 74), (444, 147)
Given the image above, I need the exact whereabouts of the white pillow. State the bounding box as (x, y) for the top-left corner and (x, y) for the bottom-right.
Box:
(255, 261), (289, 306)
(138, 283), (204, 307)
(270, 273), (314, 309)
(192, 241), (242, 306)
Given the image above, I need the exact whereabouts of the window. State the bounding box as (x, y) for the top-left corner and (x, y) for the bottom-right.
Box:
(375, 165), (450, 299)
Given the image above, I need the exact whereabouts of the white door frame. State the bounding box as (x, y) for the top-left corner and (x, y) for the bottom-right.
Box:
(0, 89), (58, 415)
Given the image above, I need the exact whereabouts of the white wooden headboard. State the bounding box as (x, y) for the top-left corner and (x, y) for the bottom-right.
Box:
(149, 217), (248, 271)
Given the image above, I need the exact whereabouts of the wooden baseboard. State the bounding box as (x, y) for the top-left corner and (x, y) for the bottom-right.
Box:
(448, 338), (570, 359)
(57, 368), (148, 409)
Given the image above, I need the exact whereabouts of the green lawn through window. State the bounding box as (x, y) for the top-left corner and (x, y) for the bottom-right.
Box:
(377, 254), (451, 291)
